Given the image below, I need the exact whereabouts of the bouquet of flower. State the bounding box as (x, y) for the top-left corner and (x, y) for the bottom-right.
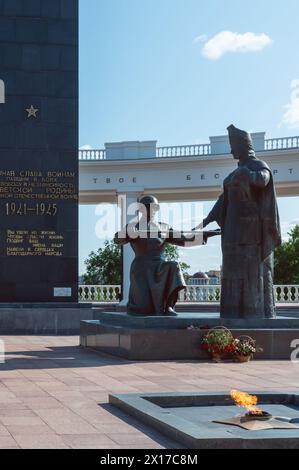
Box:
(201, 327), (235, 361)
(233, 336), (262, 362)
(234, 338), (257, 356)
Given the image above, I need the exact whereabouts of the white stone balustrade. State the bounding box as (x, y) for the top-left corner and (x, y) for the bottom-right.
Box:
(274, 285), (299, 303)
(79, 149), (106, 161)
(178, 285), (221, 302)
(78, 285), (299, 304)
(78, 135), (299, 161)
(156, 144), (211, 158)
(78, 285), (121, 302)
(265, 137), (299, 151)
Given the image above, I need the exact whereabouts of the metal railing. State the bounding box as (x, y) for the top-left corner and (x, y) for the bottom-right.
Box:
(79, 284), (299, 304)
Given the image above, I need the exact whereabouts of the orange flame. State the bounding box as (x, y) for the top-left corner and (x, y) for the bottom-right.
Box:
(230, 390), (263, 416)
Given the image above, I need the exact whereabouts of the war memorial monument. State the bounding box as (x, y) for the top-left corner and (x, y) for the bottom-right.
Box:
(0, 0), (92, 334)
(0, 0), (297, 359)
(81, 126), (299, 362)
(1, 0), (299, 452)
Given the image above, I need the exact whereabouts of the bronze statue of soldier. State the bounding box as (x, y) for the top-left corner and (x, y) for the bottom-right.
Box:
(198, 125), (281, 319)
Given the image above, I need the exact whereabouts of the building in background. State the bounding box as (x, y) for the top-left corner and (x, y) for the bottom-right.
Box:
(207, 270), (222, 285)
(189, 269), (221, 286)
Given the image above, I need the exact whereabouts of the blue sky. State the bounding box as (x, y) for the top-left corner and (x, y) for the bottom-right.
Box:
(79, 0), (299, 276)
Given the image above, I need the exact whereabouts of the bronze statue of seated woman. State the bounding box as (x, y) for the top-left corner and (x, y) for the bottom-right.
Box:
(114, 195), (220, 317)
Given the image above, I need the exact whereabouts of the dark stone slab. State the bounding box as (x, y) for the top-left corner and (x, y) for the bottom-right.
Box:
(110, 392), (299, 449)
(0, 17), (15, 41)
(0, 0), (79, 303)
(22, 45), (42, 71)
(41, 1), (61, 18)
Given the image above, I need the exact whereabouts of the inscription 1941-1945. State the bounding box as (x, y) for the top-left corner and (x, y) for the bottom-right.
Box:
(0, 0), (79, 303)
(1, 169), (77, 261)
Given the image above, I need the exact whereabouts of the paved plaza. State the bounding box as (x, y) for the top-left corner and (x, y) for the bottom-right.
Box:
(0, 336), (297, 449)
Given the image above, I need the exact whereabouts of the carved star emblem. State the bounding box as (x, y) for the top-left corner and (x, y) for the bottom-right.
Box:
(26, 105), (39, 118)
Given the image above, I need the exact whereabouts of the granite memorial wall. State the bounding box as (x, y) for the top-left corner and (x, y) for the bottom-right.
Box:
(0, 0), (79, 302)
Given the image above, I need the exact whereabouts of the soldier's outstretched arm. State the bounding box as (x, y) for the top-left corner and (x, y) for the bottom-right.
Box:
(114, 226), (130, 246)
(193, 194), (224, 231)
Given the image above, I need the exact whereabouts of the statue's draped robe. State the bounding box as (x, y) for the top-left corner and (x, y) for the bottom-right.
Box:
(207, 158), (281, 319)
(115, 223), (187, 316)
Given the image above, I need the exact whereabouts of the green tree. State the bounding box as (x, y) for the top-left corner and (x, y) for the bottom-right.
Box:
(83, 240), (191, 285)
(274, 225), (299, 284)
(83, 240), (121, 285)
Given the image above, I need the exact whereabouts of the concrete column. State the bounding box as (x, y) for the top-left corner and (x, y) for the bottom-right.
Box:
(118, 191), (143, 307)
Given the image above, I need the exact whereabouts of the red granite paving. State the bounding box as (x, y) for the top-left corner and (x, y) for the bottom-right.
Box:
(0, 335), (298, 449)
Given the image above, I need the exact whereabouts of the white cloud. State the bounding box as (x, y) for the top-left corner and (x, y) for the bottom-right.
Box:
(193, 34), (208, 44)
(280, 80), (299, 130)
(198, 31), (272, 60)
(79, 144), (93, 151)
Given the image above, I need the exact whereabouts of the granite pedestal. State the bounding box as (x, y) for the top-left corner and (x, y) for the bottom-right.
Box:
(110, 392), (299, 449)
(0, 303), (94, 335)
(80, 312), (299, 360)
